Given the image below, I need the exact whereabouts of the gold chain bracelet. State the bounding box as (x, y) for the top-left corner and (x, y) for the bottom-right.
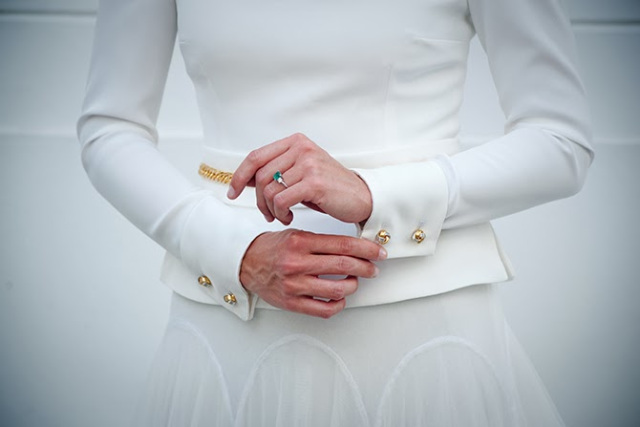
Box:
(198, 163), (234, 184)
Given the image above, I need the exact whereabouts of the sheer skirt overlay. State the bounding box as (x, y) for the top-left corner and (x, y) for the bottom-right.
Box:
(134, 284), (564, 427)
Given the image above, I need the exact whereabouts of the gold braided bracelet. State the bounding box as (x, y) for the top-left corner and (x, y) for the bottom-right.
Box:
(198, 163), (234, 184)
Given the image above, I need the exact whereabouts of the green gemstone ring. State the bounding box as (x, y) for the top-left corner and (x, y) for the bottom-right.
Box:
(273, 171), (288, 188)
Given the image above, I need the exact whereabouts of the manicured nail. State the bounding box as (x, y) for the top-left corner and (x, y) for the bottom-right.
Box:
(227, 187), (237, 199)
(378, 248), (388, 260)
(373, 266), (380, 277)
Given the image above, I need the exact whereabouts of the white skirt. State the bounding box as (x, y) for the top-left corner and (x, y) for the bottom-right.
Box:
(134, 284), (565, 426)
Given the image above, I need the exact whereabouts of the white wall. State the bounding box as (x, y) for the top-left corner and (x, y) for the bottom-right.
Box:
(1, 1), (639, 426)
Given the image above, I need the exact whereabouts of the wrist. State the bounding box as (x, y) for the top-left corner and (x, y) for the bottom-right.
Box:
(354, 172), (373, 224)
(239, 231), (271, 293)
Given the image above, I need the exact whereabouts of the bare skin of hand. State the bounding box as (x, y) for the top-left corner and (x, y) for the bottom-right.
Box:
(227, 133), (373, 225)
(240, 229), (387, 318)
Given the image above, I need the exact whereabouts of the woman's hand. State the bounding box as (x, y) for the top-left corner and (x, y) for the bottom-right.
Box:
(228, 133), (373, 225)
(240, 229), (386, 318)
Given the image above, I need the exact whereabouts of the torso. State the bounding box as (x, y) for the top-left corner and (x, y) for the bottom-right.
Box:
(175, 0), (473, 153)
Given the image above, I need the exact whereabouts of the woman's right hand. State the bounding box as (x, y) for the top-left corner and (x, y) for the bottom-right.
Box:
(240, 229), (387, 318)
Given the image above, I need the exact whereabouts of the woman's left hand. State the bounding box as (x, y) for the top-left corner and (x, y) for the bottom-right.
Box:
(228, 133), (372, 225)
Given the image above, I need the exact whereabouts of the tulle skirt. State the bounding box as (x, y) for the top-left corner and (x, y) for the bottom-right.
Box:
(134, 284), (565, 426)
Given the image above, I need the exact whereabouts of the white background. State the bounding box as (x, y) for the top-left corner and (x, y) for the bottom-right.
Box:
(1, 0), (639, 426)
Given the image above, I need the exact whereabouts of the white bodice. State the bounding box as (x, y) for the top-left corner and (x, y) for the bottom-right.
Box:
(79, 0), (593, 320)
(177, 0), (471, 156)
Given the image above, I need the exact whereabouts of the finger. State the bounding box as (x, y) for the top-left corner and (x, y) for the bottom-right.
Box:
(273, 180), (315, 221)
(290, 275), (359, 300)
(271, 171), (304, 225)
(254, 154), (296, 190)
(268, 166), (311, 222)
(257, 159), (297, 222)
(255, 170), (277, 222)
(286, 296), (347, 319)
(305, 254), (379, 279)
(285, 275), (358, 301)
(228, 139), (291, 199)
(255, 182), (274, 222)
(264, 181), (295, 225)
(305, 233), (387, 261)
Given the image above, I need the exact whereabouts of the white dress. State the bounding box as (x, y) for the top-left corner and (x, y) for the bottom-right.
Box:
(78, 0), (594, 425)
(133, 286), (567, 426)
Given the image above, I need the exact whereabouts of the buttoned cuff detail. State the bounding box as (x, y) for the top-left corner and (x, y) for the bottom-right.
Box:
(352, 160), (449, 258)
(179, 196), (264, 321)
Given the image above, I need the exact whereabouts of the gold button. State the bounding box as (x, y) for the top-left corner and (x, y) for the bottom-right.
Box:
(223, 293), (237, 305)
(412, 229), (426, 243)
(198, 275), (212, 287)
(376, 229), (391, 245)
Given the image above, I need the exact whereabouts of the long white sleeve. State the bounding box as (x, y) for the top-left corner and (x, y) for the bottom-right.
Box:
(354, 0), (593, 256)
(79, 0), (594, 319)
(78, 0), (265, 320)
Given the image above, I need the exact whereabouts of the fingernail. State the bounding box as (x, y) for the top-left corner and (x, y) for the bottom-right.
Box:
(373, 266), (380, 277)
(378, 248), (388, 260)
(226, 187), (237, 199)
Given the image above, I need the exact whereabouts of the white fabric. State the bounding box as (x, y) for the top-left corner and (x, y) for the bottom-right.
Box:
(161, 206), (514, 310)
(135, 286), (565, 426)
(160, 140), (515, 312)
(78, 0), (593, 321)
(79, 0), (591, 424)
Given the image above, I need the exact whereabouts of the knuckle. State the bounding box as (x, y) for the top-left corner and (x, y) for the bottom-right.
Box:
(344, 277), (359, 294)
(337, 238), (355, 254)
(291, 134), (314, 151)
(335, 256), (353, 273)
(299, 157), (318, 173)
(280, 278), (298, 295)
(263, 183), (278, 199)
(292, 132), (306, 142)
(319, 301), (344, 319)
(246, 149), (262, 165)
(300, 140), (315, 153)
(286, 230), (306, 249)
(275, 254), (297, 275)
(273, 193), (288, 211)
(300, 156), (318, 168)
(318, 307), (334, 319)
(255, 169), (271, 186)
(306, 174), (323, 191)
(329, 283), (346, 300)
(299, 156), (313, 169)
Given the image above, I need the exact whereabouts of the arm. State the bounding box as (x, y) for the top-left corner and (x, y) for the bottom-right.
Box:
(79, 0), (382, 320)
(440, 0), (593, 228)
(233, 0), (593, 258)
(356, 0), (593, 255)
(78, 0), (267, 320)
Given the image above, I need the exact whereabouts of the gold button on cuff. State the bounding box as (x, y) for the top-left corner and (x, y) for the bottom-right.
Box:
(376, 230), (391, 245)
(198, 275), (212, 287)
(224, 293), (237, 305)
(412, 229), (426, 244)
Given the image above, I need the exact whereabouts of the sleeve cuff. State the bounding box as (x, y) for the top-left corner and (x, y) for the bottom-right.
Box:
(352, 160), (449, 258)
(179, 196), (265, 321)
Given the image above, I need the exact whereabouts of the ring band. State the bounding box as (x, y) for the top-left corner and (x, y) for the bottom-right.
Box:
(273, 171), (288, 188)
